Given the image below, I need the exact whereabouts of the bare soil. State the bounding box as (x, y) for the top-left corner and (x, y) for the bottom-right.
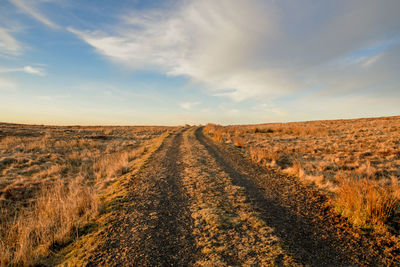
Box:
(73, 127), (399, 266)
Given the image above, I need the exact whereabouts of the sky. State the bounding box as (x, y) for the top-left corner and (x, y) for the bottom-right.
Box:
(0, 0), (399, 126)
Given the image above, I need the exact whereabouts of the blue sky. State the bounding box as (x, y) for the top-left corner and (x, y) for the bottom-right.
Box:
(0, 0), (399, 125)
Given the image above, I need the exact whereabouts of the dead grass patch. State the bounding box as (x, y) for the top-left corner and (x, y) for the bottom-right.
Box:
(0, 123), (172, 266)
(335, 176), (399, 232)
(203, 116), (400, 232)
(0, 178), (98, 266)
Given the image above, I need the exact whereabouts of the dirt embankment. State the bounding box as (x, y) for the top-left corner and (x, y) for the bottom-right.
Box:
(65, 127), (398, 266)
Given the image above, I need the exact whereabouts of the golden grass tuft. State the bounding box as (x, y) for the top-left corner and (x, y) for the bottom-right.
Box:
(0, 177), (98, 266)
(283, 161), (305, 179)
(93, 146), (147, 185)
(204, 124), (227, 143)
(232, 135), (245, 148)
(334, 176), (399, 232)
(249, 147), (268, 164)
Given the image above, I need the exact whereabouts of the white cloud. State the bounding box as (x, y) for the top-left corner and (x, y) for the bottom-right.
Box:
(180, 101), (200, 110)
(0, 27), (23, 56)
(10, 0), (59, 29)
(0, 65), (46, 76)
(23, 65), (45, 75)
(69, 0), (400, 101)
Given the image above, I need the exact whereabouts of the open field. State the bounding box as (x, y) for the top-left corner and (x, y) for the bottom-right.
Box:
(204, 116), (400, 233)
(0, 118), (399, 266)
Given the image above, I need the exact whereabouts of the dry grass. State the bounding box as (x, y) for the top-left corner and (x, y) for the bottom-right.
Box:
(0, 178), (98, 265)
(232, 134), (245, 148)
(0, 123), (172, 265)
(204, 116), (400, 232)
(335, 175), (399, 232)
(204, 124), (226, 143)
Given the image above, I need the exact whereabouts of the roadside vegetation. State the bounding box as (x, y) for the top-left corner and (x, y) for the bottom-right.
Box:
(204, 116), (400, 233)
(0, 123), (171, 266)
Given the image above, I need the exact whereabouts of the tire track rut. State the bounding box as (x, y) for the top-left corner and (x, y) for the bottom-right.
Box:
(180, 127), (296, 266)
(86, 129), (198, 266)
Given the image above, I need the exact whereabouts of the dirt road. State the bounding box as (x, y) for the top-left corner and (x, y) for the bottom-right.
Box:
(82, 127), (398, 266)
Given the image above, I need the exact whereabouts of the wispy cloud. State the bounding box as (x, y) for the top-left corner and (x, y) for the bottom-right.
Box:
(0, 77), (16, 89)
(68, 0), (400, 101)
(0, 27), (23, 56)
(0, 65), (46, 76)
(10, 0), (59, 29)
(360, 54), (382, 68)
(67, 0), (284, 101)
(180, 101), (200, 110)
(23, 65), (46, 75)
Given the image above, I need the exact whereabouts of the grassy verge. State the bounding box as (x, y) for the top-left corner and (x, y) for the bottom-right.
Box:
(0, 178), (98, 266)
(57, 130), (172, 266)
(0, 127), (173, 266)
